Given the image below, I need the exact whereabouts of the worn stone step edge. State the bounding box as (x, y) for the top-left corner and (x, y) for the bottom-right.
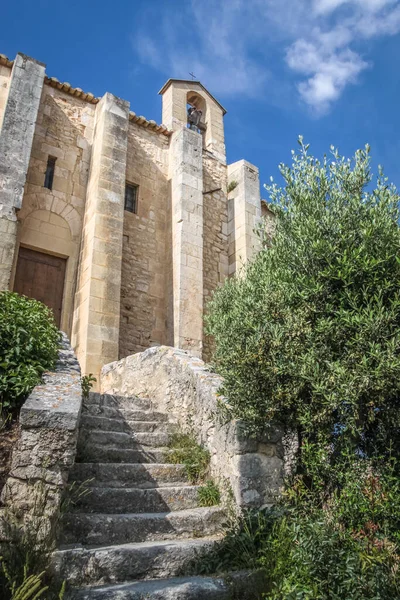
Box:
(61, 506), (225, 546)
(76, 445), (171, 464)
(78, 430), (171, 449)
(80, 415), (178, 434)
(70, 463), (188, 488)
(69, 570), (268, 600)
(72, 485), (205, 514)
(83, 405), (170, 422)
(87, 393), (152, 411)
(52, 537), (221, 587)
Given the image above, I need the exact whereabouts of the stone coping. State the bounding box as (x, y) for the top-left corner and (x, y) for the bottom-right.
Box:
(20, 332), (82, 431)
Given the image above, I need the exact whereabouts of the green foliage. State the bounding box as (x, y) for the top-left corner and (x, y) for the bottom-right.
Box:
(168, 433), (210, 484)
(198, 479), (221, 507)
(196, 461), (400, 598)
(1, 564), (48, 600)
(227, 180), (238, 193)
(0, 292), (60, 417)
(207, 140), (400, 468)
(0, 565), (65, 600)
(81, 374), (96, 401)
(205, 141), (400, 597)
(0, 482), (66, 600)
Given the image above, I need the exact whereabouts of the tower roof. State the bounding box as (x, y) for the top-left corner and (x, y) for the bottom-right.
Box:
(158, 79), (227, 115)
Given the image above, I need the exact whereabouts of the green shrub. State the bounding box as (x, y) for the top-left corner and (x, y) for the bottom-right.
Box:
(196, 473), (400, 598)
(205, 141), (400, 597)
(198, 479), (221, 507)
(207, 140), (400, 471)
(167, 433), (210, 484)
(0, 292), (60, 416)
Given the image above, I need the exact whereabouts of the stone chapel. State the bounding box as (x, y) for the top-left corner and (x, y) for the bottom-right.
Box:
(0, 52), (272, 383)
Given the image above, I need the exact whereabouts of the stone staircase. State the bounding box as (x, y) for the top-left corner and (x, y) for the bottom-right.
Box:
(53, 391), (240, 599)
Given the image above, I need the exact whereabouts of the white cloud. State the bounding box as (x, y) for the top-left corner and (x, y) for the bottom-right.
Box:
(289, 44), (368, 114)
(284, 0), (400, 112)
(133, 0), (400, 114)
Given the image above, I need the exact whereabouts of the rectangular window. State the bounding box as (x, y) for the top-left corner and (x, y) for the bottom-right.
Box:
(124, 183), (138, 214)
(44, 156), (56, 190)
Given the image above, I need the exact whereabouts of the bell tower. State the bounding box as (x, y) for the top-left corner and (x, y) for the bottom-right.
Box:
(159, 79), (226, 162)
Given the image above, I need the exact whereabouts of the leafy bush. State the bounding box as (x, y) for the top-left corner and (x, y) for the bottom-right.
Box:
(167, 433), (210, 484)
(0, 292), (60, 416)
(207, 140), (400, 469)
(205, 141), (400, 597)
(196, 461), (400, 598)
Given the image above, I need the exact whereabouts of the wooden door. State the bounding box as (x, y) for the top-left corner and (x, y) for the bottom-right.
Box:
(13, 247), (66, 327)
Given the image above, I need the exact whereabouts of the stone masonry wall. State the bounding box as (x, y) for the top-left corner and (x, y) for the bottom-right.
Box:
(202, 154), (229, 362)
(101, 346), (284, 509)
(0, 54), (45, 291)
(16, 84), (95, 334)
(1, 334), (82, 543)
(72, 93), (129, 383)
(119, 121), (170, 358)
(0, 63), (11, 130)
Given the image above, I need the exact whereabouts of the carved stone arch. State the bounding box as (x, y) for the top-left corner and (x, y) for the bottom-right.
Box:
(14, 204), (81, 336)
(187, 90), (207, 114)
(18, 195), (82, 240)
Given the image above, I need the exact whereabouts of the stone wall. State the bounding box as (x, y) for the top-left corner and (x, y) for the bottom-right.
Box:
(169, 127), (204, 357)
(227, 160), (262, 276)
(15, 84), (95, 334)
(119, 121), (169, 358)
(101, 346), (284, 509)
(202, 154), (229, 362)
(0, 54), (45, 291)
(72, 93), (129, 383)
(1, 334), (82, 541)
(0, 62), (11, 130)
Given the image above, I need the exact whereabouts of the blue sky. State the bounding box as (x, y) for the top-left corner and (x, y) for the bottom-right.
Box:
(2, 0), (400, 194)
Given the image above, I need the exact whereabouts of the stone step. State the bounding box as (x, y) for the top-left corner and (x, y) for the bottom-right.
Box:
(69, 571), (267, 600)
(62, 507), (225, 546)
(80, 415), (178, 434)
(83, 404), (170, 422)
(72, 485), (204, 513)
(76, 445), (170, 464)
(70, 463), (188, 489)
(87, 393), (152, 412)
(53, 538), (220, 587)
(78, 430), (171, 449)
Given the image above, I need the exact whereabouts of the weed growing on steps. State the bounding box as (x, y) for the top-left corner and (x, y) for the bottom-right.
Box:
(198, 480), (221, 507)
(0, 563), (66, 600)
(167, 433), (210, 484)
(81, 374), (96, 402)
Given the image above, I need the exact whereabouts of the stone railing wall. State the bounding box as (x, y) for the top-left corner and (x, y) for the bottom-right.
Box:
(101, 346), (284, 509)
(1, 334), (82, 540)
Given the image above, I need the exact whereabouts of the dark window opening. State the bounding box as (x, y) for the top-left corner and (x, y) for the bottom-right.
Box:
(44, 156), (56, 190)
(124, 183), (138, 214)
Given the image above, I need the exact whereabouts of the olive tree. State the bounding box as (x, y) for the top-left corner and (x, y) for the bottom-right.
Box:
(207, 140), (400, 471)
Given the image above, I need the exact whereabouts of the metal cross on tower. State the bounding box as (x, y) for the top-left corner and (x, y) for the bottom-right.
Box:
(189, 72), (196, 81)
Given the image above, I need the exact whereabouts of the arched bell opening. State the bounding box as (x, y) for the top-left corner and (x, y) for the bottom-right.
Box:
(187, 91), (207, 147)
